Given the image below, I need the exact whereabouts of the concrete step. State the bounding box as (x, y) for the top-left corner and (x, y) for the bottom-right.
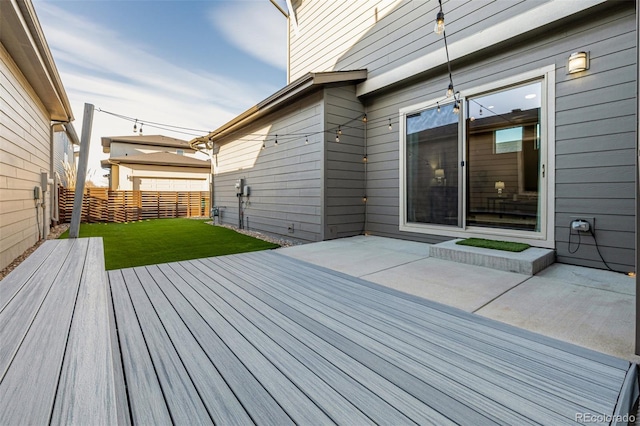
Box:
(430, 239), (555, 275)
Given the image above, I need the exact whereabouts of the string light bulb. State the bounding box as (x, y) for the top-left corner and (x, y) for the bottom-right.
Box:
(337, 126), (342, 135)
(434, 5), (445, 35)
(274, 134), (278, 146)
(363, 195), (368, 203)
(437, 102), (441, 113)
(363, 155), (368, 163)
(335, 131), (340, 143)
(388, 119), (392, 130)
(362, 114), (367, 123)
(452, 100), (460, 114)
(139, 123), (143, 135)
(446, 83), (454, 97)
(262, 142), (266, 150)
(133, 119), (138, 133)
(305, 136), (309, 144)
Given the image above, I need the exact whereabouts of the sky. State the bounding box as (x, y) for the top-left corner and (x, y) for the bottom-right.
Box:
(33, 0), (289, 185)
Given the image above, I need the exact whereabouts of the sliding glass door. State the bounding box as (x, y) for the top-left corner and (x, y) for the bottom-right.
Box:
(406, 102), (460, 226)
(466, 81), (542, 232)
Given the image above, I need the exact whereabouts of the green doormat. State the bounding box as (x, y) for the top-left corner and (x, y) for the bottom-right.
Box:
(455, 238), (530, 252)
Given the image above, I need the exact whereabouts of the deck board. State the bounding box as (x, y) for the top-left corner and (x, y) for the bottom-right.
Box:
(106, 251), (636, 425)
(127, 264), (294, 426)
(208, 255), (589, 423)
(52, 238), (121, 425)
(2, 243), (636, 425)
(0, 239), (88, 425)
(236, 252), (621, 412)
(140, 265), (254, 425)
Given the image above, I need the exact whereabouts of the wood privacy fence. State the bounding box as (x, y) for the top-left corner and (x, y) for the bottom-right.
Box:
(58, 187), (210, 223)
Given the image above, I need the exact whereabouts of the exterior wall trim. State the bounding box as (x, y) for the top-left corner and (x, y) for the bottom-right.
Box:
(357, 0), (606, 97)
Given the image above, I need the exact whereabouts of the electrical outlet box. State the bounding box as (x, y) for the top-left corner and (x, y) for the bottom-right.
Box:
(243, 185), (250, 197)
(571, 220), (590, 232)
(235, 178), (244, 195)
(40, 172), (49, 193)
(33, 186), (41, 200)
(570, 216), (595, 232)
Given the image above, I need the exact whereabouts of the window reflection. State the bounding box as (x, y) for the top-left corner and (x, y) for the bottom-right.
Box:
(406, 103), (459, 226)
(466, 81), (542, 231)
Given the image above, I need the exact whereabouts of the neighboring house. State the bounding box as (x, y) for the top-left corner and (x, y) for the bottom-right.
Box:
(192, 0), (637, 273)
(53, 124), (79, 182)
(101, 135), (211, 191)
(0, 0), (78, 270)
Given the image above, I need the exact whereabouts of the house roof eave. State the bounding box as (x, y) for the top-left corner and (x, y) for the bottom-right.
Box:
(0, 0), (74, 122)
(191, 70), (367, 148)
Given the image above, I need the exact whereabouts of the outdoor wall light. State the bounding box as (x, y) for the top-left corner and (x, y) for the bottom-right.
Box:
(495, 181), (505, 194)
(434, 168), (445, 182)
(567, 51), (589, 74)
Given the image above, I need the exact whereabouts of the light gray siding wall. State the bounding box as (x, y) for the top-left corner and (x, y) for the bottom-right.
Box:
(289, 0), (400, 81)
(362, 3), (636, 270)
(53, 130), (73, 181)
(214, 91), (324, 243)
(323, 86), (366, 239)
(0, 42), (52, 270)
(289, 0), (551, 82)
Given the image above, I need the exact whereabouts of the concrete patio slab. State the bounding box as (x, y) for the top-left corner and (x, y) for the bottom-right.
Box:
(475, 276), (640, 363)
(362, 257), (529, 312)
(278, 235), (429, 277)
(536, 263), (635, 295)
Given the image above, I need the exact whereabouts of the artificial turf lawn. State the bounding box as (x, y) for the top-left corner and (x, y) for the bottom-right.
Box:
(455, 237), (530, 252)
(59, 218), (280, 270)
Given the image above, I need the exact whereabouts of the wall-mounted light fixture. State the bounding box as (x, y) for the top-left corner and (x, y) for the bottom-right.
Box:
(434, 168), (445, 183)
(495, 181), (505, 195)
(567, 51), (589, 74)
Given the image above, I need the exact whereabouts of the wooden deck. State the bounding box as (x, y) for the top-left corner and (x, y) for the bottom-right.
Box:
(1, 240), (638, 425)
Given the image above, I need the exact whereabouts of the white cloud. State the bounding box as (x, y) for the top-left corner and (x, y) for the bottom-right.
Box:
(208, 2), (287, 71)
(34, 1), (284, 186)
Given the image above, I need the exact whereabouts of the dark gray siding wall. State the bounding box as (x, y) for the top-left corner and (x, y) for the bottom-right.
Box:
(335, 0), (540, 80)
(324, 86), (366, 239)
(214, 91), (324, 243)
(362, 3), (636, 270)
(289, 0), (550, 82)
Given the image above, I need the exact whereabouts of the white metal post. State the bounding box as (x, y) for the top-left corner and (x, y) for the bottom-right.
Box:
(69, 103), (94, 239)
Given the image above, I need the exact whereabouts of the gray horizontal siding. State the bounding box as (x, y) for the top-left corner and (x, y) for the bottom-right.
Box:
(360, 2), (636, 270)
(289, 1), (565, 83)
(324, 86), (365, 239)
(214, 91), (324, 243)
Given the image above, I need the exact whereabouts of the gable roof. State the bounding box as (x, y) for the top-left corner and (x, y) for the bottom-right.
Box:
(102, 151), (211, 169)
(191, 70), (367, 147)
(102, 135), (191, 153)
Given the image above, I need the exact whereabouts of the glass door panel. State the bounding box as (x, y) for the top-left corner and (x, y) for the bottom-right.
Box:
(406, 103), (460, 226)
(466, 81), (542, 231)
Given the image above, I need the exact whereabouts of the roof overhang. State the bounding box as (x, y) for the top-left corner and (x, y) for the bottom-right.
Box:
(0, 0), (74, 122)
(102, 135), (192, 153)
(105, 152), (211, 169)
(191, 70), (367, 148)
